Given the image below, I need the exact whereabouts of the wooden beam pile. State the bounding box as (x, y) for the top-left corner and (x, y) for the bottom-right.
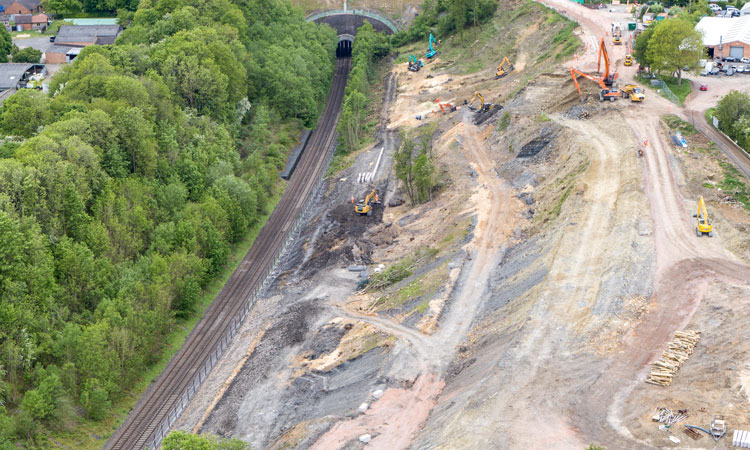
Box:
(646, 330), (700, 386)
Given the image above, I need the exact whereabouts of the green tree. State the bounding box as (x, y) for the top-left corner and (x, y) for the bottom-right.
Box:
(395, 136), (415, 203)
(0, 26), (11, 63)
(413, 151), (436, 203)
(79, 378), (110, 420)
(162, 431), (250, 450)
(12, 47), (42, 63)
(43, 0), (83, 15)
(20, 368), (63, 422)
(633, 25), (655, 71)
(646, 18), (703, 84)
(715, 90), (750, 148)
(0, 90), (50, 137)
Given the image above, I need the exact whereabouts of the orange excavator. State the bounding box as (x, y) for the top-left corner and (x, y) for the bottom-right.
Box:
(570, 67), (620, 102)
(437, 103), (457, 113)
(596, 37), (617, 86)
(435, 98), (457, 114)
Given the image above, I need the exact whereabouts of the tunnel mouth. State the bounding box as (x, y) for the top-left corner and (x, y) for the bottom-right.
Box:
(336, 38), (353, 57)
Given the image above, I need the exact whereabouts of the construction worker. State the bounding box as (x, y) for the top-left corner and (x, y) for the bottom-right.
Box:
(374, 193), (379, 203)
(643, 138), (648, 148)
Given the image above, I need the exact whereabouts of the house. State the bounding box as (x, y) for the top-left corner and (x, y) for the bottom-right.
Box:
(45, 25), (121, 63)
(13, 12), (29, 30)
(53, 24), (122, 46)
(30, 13), (45, 30)
(0, 0), (41, 16)
(0, 63), (45, 91)
(44, 45), (81, 63)
(696, 16), (750, 59)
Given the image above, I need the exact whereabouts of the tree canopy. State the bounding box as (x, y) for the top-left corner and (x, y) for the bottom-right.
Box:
(645, 18), (703, 84)
(0, 0), (337, 445)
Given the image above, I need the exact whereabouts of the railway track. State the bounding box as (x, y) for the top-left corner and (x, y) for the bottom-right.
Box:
(104, 56), (351, 450)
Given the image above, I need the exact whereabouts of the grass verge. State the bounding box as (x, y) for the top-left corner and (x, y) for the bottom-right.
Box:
(636, 74), (691, 104)
(716, 161), (750, 209)
(663, 114), (697, 135)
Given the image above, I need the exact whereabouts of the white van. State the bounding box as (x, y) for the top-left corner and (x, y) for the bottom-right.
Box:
(709, 4), (721, 12)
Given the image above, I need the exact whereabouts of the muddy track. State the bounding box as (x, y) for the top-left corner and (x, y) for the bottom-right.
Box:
(103, 57), (352, 450)
(574, 113), (750, 447)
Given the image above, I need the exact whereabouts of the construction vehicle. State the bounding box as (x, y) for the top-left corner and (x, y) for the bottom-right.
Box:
(468, 91), (494, 112)
(596, 37), (618, 86)
(426, 34), (438, 59)
(612, 24), (622, 45)
(408, 55), (423, 72)
(693, 195), (713, 237)
(620, 84), (645, 102)
(570, 67), (620, 102)
(355, 189), (378, 216)
(437, 102), (457, 114)
(624, 54), (633, 66)
(495, 56), (514, 79)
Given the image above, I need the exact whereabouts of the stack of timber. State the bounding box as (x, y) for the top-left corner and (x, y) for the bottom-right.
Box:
(646, 330), (700, 386)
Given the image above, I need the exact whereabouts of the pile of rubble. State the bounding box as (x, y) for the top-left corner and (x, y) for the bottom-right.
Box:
(646, 330), (701, 386)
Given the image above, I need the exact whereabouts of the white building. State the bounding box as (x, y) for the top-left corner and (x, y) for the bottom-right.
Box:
(695, 16), (750, 59)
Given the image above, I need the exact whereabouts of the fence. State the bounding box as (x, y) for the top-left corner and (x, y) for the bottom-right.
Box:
(648, 76), (680, 104)
(145, 136), (341, 450)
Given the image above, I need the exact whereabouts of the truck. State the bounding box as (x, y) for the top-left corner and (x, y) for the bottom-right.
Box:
(620, 84), (645, 102)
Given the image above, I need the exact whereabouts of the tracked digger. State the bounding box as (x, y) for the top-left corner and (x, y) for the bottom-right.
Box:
(468, 91), (494, 112)
(496, 57), (514, 79)
(355, 189), (379, 216)
(596, 37), (617, 86)
(408, 55), (423, 72)
(426, 34), (438, 59)
(693, 195), (713, 237)
(570, 67), (620, 102)
(437, 103), (457, 113)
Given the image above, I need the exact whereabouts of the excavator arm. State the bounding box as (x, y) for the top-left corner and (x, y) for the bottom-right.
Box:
(570, 67), (619, 101)
(496, 57), (514, 78)
(470, 91), (486, 108)
(695, 195), (713, 236)
(426, 34), (438, 58)
(596, 38), (617, 85)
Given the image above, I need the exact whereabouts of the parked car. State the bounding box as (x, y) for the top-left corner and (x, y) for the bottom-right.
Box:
(732, 10), (741, 16)
(736, 65), (745, 73)
(709, 3), (721, 11)
(700, 83), (708, 91)
(741, 57), (750, 64)
(49, 35), (55, 42)
(727, 67), (735, 75)
(723, 56), (737, 62)
(710, 67), (721, 75)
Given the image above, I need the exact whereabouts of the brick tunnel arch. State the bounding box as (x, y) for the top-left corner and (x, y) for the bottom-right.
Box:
(307, 10), (397, 57)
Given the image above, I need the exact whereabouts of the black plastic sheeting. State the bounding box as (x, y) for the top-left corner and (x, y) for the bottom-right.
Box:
(280, 129), (312, 180)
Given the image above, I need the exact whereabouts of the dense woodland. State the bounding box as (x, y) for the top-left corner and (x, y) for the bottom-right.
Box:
(0, 0), (336, 445)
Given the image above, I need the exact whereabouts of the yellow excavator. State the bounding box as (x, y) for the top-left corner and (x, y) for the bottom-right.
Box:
(496, 57), (514, 79)
(355, 189), (378, 216)
(694, 196), (713, 237)
(468, 91), (493, 112)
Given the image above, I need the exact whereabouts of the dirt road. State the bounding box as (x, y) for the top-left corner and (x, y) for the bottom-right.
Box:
(309, 112), (523, 448)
